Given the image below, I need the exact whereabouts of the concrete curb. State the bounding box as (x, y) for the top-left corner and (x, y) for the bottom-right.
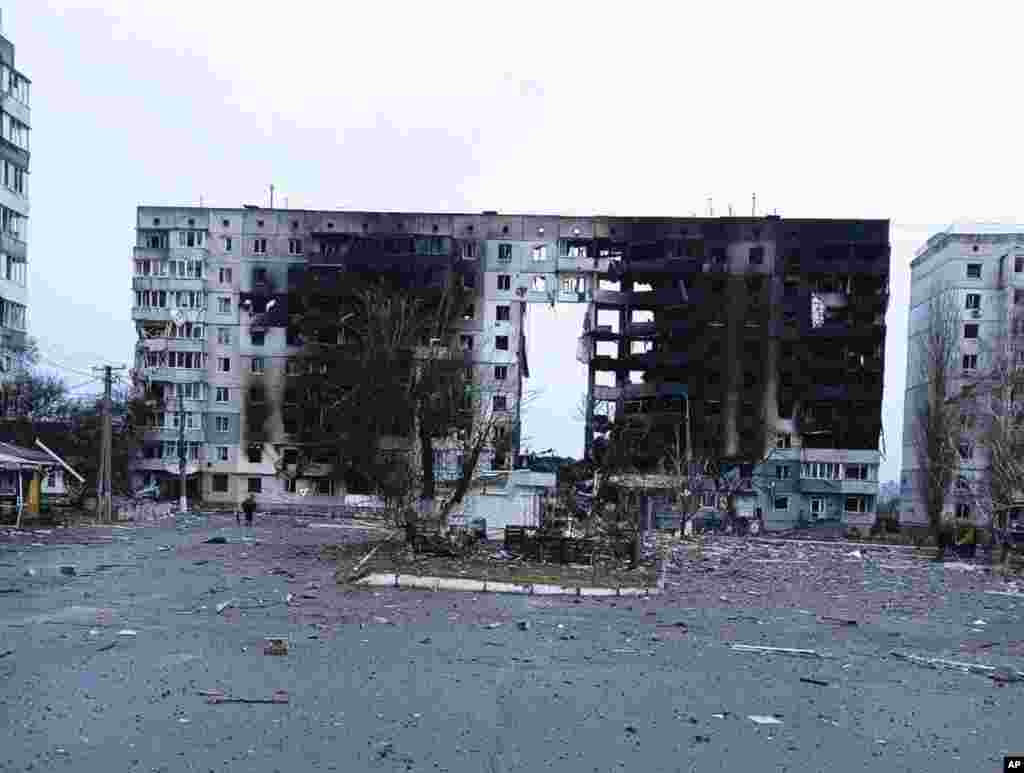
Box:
(748, 537), (922, 552)
(354, 572), (660, 597)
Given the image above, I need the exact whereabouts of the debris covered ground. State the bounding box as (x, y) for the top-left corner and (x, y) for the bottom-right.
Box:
(328, 535), (659, 591)
(2, 513), (1024, 772)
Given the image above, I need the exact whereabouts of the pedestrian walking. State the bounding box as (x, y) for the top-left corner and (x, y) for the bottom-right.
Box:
(242, 494), (256, 527)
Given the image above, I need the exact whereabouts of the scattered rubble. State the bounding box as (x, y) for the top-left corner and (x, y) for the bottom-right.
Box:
(731, 644), (821, 659)
(890, 651), (1024, 682)
(264, 637), (289, 656)
(199, 689), (290, 704)
(215, 600), (235, 614)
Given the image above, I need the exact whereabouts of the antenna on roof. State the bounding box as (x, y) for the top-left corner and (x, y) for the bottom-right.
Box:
(269, 184), (275, 209)
(707, 196), (713, 217)
(728, 204), (734, 217)
(752, 192), (757, 217)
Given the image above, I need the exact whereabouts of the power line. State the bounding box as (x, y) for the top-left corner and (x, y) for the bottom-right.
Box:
(32, 336), (124, 368)
(66, 377), (102, 392)
(35, 354), (96, 380)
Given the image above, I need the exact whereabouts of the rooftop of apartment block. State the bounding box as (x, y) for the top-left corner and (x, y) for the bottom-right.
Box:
(913, 220), (1024, 265)
(137, 206), (889, 242)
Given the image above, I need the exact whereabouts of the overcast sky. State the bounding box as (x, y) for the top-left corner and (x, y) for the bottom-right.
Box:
(8, 1), (1023, 483)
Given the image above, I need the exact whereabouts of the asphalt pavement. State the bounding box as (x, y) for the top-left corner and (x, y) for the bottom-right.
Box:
(1, 513), (1023, 773)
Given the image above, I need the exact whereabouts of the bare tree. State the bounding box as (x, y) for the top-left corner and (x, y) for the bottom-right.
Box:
(972, 309), (1024, 563)
(288, 270), (474, 540)
(910, 284), (963, 559)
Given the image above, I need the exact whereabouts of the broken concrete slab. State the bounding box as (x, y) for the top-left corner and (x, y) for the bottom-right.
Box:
(731, 644), (821, 659)
(748, 715), (783, 725)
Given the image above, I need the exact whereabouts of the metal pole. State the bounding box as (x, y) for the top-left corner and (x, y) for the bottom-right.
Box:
(15, 467), (23, 528)
(685, 395), (693, 464)
(178, 387), (187, 514)
(101, 366), (112, 522)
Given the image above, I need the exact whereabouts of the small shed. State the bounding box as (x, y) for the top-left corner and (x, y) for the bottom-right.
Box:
(0, 440), (83, 524)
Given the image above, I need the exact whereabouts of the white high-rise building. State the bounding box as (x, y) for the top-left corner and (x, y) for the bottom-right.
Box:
(901, 223), (1024, 529)
(0, 15), (30, 373)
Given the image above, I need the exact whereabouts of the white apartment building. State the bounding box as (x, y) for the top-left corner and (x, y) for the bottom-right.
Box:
(0, 17), (30, 374)
(901, 223), (1024, 529)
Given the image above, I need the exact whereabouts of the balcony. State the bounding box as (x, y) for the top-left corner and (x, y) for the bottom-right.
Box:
(627, 287), (690, 308)
(593, 289), (629, 305)
(132, 276), (205, 292)
(625, 257), (702, 275)
(138, 366), (208, 383)
(143, 395), (209, 414)
(131, 307), (208, 324)
(592, 381), (688, 401)
(143, 426), (207, 442)
(132, 307), (175, 323)
(583, 324), (620, 341)
(133, 246), (170, 261)
(132, 458), (194, 473)
(0, 232), (27, 260)
(137, 337), (207, 354)
(623, 320), (657, 337)
(556, 256), (612, 275)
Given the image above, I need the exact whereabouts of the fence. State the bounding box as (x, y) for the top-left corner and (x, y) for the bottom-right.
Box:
(504, 526), (600, 564)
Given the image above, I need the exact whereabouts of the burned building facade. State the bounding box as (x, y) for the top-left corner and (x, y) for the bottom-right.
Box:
(578, 217), (890, 531)
(129, 207), (888, 528)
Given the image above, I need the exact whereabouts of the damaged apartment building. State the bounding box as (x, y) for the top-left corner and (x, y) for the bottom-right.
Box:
(577, 217), (889, 531)
(129, 207), (888, 529)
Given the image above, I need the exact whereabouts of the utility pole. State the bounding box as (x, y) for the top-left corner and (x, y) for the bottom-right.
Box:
(178, 386), (187, 514)
(685, 394), (693, 464)
(93, 365), (125, 522)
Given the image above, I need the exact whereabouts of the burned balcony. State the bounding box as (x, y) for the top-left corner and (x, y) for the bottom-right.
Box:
(239, 293), (289, 328)
(625, 256), (702, 275)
